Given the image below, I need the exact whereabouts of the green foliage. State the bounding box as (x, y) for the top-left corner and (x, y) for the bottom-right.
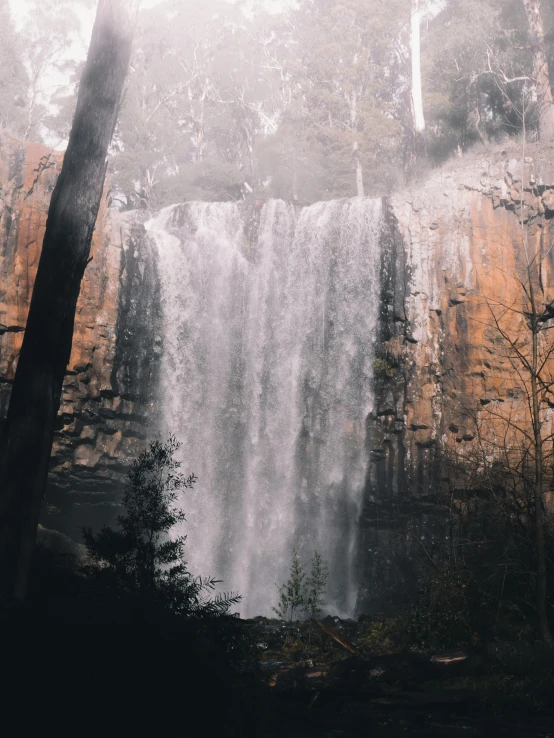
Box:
(109, 0), (256, 208)
(411, 437), (554, 649)
(373, 357), (398, 378)
(5, 0), (549, 200)
(358, 614), (412, 652)
(102, 0), (411, 204)
(278, 0), (406, 199)
(304, 550), (329, 618)
(82, 436), (241, 619)
(274, 550), (305, 622)
(273, 549), (329, 622)
(409, 569), (473, 650)
(401, 501), (554, 650)
(423, 0), (537, 160)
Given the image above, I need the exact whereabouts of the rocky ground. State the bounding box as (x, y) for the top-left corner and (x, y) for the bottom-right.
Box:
(241, 616), (554, 737)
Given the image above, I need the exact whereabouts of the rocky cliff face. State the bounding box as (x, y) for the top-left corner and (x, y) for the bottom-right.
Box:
(0, 132), (160, 538)
(390, 143), (554, 476)
(358, 142), (554, 610)
(3, 133), (553, 605)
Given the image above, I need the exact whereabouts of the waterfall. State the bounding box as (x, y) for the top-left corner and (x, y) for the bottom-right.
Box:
(145, 198), (382, 617)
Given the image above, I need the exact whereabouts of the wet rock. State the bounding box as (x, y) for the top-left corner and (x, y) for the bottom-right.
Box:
(0, 135), (160, 541)
(36, 524), (86, 563)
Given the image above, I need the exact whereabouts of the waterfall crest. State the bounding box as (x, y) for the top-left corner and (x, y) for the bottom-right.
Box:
(146, 198), (382, 617)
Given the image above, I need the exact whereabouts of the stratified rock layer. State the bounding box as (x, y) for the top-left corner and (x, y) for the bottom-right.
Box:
(0, 132), (159, 537)
(392, 143), (554, 479)
(358, 143), (554, 610)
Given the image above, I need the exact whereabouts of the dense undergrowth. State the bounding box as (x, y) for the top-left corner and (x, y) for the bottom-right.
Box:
(2, 534), (553, 736)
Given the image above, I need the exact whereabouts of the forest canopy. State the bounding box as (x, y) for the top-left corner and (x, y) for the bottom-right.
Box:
(2, 0), (554, 204)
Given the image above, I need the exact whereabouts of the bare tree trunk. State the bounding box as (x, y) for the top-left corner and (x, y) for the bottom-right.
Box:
(292, 149), (299, 203)
(23, 81), (38, 141)
(353, 141), (364, 197)
(193, 85), (207, 163)
(527, 266), (554, 645)
(522, 0), (554, 141)
(0, 0), (138, 602)
(411, 0), (426, 152)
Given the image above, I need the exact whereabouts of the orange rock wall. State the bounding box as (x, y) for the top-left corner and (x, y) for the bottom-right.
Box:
(358, 145), (554, 610)
(389, 144), (554, 490)
(0, 133), (158, 536)
(0, 134), (119, 401)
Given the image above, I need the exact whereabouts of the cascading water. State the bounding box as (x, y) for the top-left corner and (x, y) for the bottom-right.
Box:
(145, 198), (382, 617)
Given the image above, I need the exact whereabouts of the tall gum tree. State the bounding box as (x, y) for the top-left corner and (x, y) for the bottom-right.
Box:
(284, 0), (405, 199)
(111, 0), (256, 208)
(21, 0), (83, 142)
(0, 0), (138, 601)
(522, 0), (554, 140)
(0, 0), (28, 136)
(410, 0), (426, 150)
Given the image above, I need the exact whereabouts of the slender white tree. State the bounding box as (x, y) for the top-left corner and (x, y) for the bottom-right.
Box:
(521, 0), (554, 140)
(410, 0), (426, 146)
(350, 91), (365, 197)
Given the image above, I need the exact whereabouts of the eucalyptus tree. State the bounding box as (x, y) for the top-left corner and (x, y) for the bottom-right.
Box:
(19, 0), (86, 142)
(521, 0), (554, 140)
(0, 0), (28, 136)
(0, 0), (138, 602)
(111, 0), (266, 207)
(281, 0), (405, 199)
(410, 0), (426, 151)
(422, 0), (535, 158)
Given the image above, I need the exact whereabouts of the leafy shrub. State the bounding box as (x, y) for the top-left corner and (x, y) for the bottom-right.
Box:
(409, 569), (472, 650)
(273, 550), (329, 622)
(359, 614), (412, 652)
(373, 357), (398, 378)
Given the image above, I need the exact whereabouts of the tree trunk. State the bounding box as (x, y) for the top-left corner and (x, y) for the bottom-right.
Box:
(0, 0), (138, 601)
(193, 85), (207, 164)
(292, 149), (299, 202)
(349, 91), (364, 197)
(522, 0), (554, 141)
(527, 268), (554, 645)
(23, 79), (38, 141)
(411, 0), (426, 153)
(532, 360), (553, 646)
(353, 141), (364, 197)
